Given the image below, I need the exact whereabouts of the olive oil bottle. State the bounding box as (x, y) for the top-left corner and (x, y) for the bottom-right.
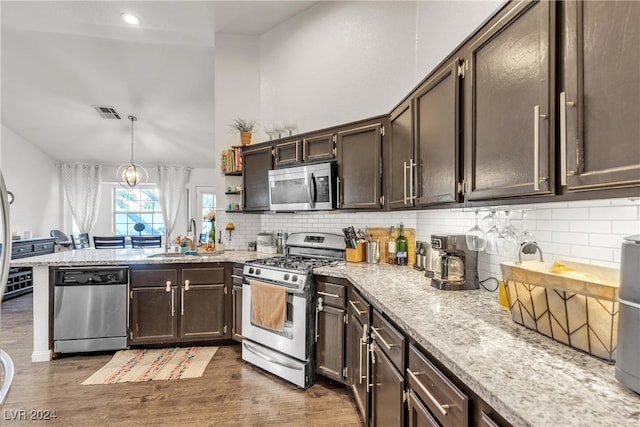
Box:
(387, 226), (397, 264)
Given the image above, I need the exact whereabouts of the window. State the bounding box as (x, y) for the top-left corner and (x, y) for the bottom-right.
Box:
(113, 187), (165, 236)
(197, 187), (216, 237)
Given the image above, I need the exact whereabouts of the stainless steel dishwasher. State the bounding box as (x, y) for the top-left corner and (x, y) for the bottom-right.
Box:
(53, 266), (129, 353)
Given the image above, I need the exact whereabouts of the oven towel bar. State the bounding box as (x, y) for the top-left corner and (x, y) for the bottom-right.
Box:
(249, 279), (287, 332)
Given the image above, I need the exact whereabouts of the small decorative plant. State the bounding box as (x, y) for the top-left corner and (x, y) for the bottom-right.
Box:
(229, 117), (256, 133)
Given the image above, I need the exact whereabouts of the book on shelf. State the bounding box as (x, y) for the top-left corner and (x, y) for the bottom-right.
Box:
(221, 145), (243, 174)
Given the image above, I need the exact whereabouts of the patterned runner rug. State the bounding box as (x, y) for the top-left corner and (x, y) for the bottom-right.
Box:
(82, 347), (218, 385)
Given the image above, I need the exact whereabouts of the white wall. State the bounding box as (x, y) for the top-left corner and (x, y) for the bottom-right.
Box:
(0, 124), (61, 238)
(259, 1), (417, 132)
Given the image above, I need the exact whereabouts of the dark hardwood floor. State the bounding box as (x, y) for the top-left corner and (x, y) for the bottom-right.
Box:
(0, 293), (362, 426)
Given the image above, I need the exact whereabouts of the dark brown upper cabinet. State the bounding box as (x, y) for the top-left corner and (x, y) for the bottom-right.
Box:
(389, 99), (415, 209)
(559, 0), (640, 192)
(415, 58), (463, 206)
(242, 144), (273, 212)
(465, 0), (554, 201)
(336, 120), (384, 210)
(274, 139), (302, 168)
(303, 132), (336, 163)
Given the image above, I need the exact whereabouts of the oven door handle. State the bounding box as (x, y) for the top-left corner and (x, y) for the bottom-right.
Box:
(243, 341), (303, 371)
(307, 172), (316, 209)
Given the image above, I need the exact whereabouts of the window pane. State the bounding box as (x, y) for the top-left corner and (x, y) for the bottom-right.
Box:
(112, 187), (165, 236)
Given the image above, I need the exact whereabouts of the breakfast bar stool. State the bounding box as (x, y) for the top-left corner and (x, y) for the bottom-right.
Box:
(71, 233), (90, 249)
(93, 236), (125, 249)
(130, 235), (162, 248)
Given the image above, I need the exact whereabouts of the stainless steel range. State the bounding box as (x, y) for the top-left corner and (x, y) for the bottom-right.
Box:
(242, 232), (346, 388)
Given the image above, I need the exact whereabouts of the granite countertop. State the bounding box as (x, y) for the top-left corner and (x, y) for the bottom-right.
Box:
(10, 248), (264, 267)
(313, 262), (640, 427)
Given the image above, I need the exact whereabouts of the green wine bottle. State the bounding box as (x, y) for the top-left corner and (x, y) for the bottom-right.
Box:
(396, 222), (408, 266)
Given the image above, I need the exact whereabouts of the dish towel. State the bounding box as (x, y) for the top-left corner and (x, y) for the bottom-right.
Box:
(250, 279), (286, 332)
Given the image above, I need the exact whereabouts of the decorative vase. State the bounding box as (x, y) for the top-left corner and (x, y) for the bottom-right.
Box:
(240, 131), (252, 146)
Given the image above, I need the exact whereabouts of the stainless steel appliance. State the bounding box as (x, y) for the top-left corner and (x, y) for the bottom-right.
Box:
(53, 267), (129, 353)
(0, 172), (15, 407)
(414, 241), (427, 271)
(242, 232), (345, 388)
(616, 234), (640, 394)
(430, 234), (479, 291)
(268, 162), (336, 211)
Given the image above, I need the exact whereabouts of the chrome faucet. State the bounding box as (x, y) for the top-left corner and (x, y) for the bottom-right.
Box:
(517, 242), (544, 265)
(188, 218), (197, 250)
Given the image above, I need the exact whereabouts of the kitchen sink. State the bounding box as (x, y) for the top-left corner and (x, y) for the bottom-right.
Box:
(146, 252), (222, 259)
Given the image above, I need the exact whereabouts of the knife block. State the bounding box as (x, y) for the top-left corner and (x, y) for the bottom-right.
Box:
(346, 242), (366, 262)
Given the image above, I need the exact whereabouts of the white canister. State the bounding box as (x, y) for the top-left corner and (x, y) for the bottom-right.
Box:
(256, 232), (273, 249)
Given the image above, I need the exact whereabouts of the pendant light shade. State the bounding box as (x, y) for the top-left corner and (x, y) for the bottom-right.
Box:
(117, 115), (148, 189)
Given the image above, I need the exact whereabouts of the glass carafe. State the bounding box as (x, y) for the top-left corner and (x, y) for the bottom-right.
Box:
(444, 254), (465, 283)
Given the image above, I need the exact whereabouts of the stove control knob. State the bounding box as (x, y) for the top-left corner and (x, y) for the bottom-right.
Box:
(248, 267), (254, 274)
(256, 268), (261, 275)
(284, 273), (290, 281)
(291, 275), (298, 283)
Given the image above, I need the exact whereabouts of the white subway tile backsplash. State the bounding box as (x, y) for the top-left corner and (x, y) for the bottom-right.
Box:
(612, 220), (640, 235)
(569, 220), (611, 233)
(589, 234), (627, 249)
(551, 208), (589, 220)
(590, 206), (638, 220)
(571, 245), (613, 262)
(535, 220), (570, 232)
(550, 231), (589, 245)
(541, 242), (572, 257)
(611, 198), (640, 206)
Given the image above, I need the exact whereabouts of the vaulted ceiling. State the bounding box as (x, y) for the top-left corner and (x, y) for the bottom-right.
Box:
(1, 1), (318, 168)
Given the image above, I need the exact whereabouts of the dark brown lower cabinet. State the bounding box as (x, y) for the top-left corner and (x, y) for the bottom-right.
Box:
(347, 310), (368, 423)
(130, 264), (230, 346)
(408, 389), (440, 427)
(371, 342), (404, 426)
(316, 278), (348, 383)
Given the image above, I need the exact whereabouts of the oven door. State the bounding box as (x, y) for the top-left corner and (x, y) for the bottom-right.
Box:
(268, 162), (335, 211)
(242, 282), (309, 361)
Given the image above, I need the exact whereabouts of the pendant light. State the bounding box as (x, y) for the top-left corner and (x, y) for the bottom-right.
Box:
(117, 115), (148, 189)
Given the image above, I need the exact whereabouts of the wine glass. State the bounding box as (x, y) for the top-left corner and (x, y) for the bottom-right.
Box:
(264, 123), (276, 141)
(465, 209), (486, 251)
(273, 121), (285, 139)
(497, 210), (520, 258)
(284, 119), (298, 136)
(518, 210), (535, 247)
(483, 210), (500, 255)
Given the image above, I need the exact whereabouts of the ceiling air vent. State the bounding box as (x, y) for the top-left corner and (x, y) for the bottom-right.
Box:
(92, 105), (121, 120)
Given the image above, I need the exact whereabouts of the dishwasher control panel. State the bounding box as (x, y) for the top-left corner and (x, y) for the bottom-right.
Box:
(54, 267), (129, 285)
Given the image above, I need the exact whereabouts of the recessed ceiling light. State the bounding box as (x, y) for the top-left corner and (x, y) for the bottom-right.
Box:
(121, 13), (141, 25)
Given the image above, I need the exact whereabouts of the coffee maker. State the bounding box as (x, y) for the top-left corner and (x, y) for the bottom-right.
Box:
(429, 234), (479, 291)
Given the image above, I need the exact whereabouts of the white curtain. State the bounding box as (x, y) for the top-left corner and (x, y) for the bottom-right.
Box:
(60, 163), (102, 234)
(157, 166), (191, 244)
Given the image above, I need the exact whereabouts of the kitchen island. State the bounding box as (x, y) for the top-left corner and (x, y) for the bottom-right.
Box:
(313, 262), (640, 427)
(10, 248), (260, 363)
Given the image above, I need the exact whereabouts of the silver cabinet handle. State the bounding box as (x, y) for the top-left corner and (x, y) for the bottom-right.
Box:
(403, 161), (408, 204)
(181, 287), (185, 316)
(184, 279), (190, 291)
(231, 274), (243, 280)
(349, 299), (365, 316)
(307, 172), (316, 209)
(315, 297), (322, 342)
(165, 280), (171, 292)
(0, 350), (15, 406)
(407, 369), (450, 416)
(336, 176), (342, 208)
(533, 105), (547, 191)
(371, 326), (396, 351)
(318, 291), (340, 298)
(409, 158), (415, 202)
(559, 91), (576, 186)
(359, 323), (368, 384)
(171, 288), (175, 317)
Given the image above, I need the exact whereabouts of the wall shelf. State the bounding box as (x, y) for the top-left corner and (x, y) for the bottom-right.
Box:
(224, 171), (242, 176)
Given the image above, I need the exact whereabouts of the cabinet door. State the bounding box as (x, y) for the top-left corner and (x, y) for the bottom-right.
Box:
(347, 316), (368, 422)
(337, 123), (383, 209)
(242, 145), (273, 211)
(180, 267), (227, 341)
(371, 343), (404, 427)
(316, 303), (346, 382)
(303, 133), (335, 162)
(415, 58), (462, 206)
(130, 287), (178, 344)
(561, 0), (640, 191)
(232, 285), (243, 341)
(407, 390), (440, 427)
(389, 99), (415, 209)
(466, 0), (553, 200)
(274, 140), (301, 168)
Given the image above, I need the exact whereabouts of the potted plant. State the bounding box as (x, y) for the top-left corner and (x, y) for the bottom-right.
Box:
(229, 117), (256, 145)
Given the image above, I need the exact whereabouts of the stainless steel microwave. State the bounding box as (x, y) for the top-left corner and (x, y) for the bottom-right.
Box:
(268, 162), (336, 211)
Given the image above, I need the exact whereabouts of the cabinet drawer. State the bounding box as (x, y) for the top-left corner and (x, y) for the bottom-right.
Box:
(182, 267), (225, 284)
(33, 241), (55, 254)
(232, 264), (243, 286)
(131, 269), (178, 288)
(317, 280), (346, 307)
(372, 310), (405, 372)
(407, 344), (469, 427)
(347, 288), (370, 326)
(11, 243), (33, 257)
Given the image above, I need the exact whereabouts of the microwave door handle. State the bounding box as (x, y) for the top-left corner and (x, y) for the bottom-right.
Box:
(307, 172), (316, 209)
